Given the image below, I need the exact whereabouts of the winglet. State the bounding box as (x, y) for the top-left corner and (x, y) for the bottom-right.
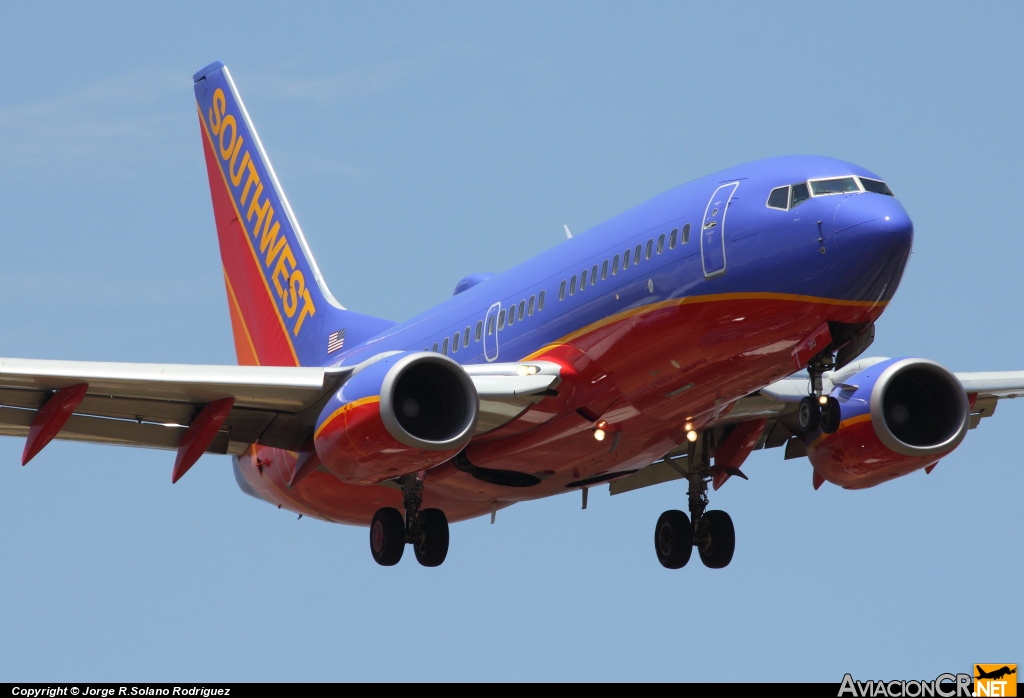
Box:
(22, 383), (89, 465)
(172, 398), (235, 483)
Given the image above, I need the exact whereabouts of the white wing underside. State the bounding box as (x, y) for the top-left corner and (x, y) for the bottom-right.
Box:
(0, 357), (561, 457)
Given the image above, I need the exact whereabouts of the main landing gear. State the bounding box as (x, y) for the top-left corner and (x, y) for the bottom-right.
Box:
(794, 352), (841, 437)
(654, 431), (736, 570)
(370, 475), (449, 567)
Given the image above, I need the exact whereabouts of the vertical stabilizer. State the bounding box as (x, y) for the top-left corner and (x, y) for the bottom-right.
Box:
(193, 61), (392, 366)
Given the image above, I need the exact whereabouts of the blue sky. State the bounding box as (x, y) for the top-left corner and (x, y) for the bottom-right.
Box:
(1, 1), (1021, 682)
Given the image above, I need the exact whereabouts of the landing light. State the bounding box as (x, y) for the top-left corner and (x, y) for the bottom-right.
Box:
(686, 430), (698, 442)
(593, 428), (606, 441)
(516, 364), (541, 376)
(818, 395), (828, 405)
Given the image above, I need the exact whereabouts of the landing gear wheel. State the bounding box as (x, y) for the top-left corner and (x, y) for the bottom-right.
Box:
(698, 510), (735, 569)
(654, 510), (693, 569)
(796, 396), (820, 436)
(414, 508), (449, 567)
(820, 396), (841, 434)
(370, 507), (405, 566)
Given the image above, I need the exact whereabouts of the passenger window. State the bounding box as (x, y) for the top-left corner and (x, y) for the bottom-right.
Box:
(453, 332), (460, 352)
(601, 260), (609, 280)
(442, 337), (449, 354)
(592, 264), (599, 283)
(464, 327), (471, 347)
(432, 342), (439, 352)
(528, 295), (536, 315)
(791, 183), (810, 206)
(580, 269), (587, 290)
(767, 186), (790, 209)
(538, 290), (545, 310)
(518, 300), (526, 320)
(507, 307), (515, 326)
(559, 280), (566, 300)
(681, 223), (690, 244)
(570, 275), (577, 296)
(635, 244), (642, 263)
(646, 240), (653, 260)
(487, 316), (495, 336)
(498, 310), (506, 330)
(657, 234), (665, 254)
(476, 321), (483, 341)
(623, 249), (630, 269)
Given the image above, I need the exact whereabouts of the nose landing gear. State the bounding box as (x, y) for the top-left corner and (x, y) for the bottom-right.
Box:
(370, 474), (450, 567)
(795, 352), (842, 437)
(654, 431), (736, 570)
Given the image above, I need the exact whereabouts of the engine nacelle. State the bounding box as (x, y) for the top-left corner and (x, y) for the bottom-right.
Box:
(314, 352), (478, 485)
(808, 358), (969, 489)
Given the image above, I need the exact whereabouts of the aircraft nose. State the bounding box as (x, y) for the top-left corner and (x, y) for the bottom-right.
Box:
(827, 193), (914, 302)
(833, 193), (914, 248)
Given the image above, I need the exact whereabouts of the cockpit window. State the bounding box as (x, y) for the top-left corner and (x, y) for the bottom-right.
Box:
(766, 175), (893, 211)
(765, 182), (810, 210)
(767, 186), (789, 210)
(791, 182), (810, 207)
(860, 177), (894, 196)
(809, 177), (861, 196)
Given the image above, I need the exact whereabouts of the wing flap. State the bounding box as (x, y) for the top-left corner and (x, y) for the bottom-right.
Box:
(0, 358), (344, 409)
(0, 358), (351, 458)
(0, 405), (244, 455)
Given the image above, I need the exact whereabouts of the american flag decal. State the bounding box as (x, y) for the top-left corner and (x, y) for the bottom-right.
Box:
(327, 328), (346, 354)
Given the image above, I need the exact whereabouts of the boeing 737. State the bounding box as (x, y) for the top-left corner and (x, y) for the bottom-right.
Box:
(2, 61), (1022, 569)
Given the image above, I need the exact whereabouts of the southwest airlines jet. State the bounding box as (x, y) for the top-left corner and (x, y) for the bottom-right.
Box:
(3, 62), (1022, 569)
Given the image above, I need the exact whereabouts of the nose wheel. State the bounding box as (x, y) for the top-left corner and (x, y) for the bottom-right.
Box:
(654, 431), (737, 570)
(794, 353), (842, 437)
(370, 475), (450, 567)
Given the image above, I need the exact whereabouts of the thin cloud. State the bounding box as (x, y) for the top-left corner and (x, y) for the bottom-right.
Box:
(0, 70), (192, 171)
(249, 59), (423, 104)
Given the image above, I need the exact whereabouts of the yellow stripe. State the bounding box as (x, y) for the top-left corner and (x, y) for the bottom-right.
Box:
(522, 292), (886, 361)
(198, 104), (300, 366)
(314, 395), (381, 440)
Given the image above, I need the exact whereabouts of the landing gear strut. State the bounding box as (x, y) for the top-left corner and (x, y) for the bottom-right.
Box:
(795, 351), (841, 436)
(654, 431), (736, 570)
(369, 475), (450, 567)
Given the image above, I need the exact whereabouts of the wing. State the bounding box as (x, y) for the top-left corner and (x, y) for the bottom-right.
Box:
(609, 358), (1024, 496)
(0, 356), (561, 466)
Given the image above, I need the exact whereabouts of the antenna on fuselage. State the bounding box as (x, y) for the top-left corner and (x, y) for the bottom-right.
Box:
(564, 224), (573, 239)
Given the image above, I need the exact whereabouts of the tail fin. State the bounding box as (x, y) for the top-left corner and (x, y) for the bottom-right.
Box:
(193, 61), (393, 367)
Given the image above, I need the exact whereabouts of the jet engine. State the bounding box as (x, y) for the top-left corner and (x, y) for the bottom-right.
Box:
(314, 352), (478, 484)
(807, 358), (969, 489)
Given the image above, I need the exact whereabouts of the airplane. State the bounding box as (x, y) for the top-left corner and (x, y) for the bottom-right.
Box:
(975, 667), (1016, 681)
(2, 60), (1023, 569)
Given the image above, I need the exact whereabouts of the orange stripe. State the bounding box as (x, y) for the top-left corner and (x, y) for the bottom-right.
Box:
(198, 104), (300, 366)
(314, 396), (381, 440)
(223, 269), (261, 366)
(523, 292), (886, 361)
(809, 413), (872, 447)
